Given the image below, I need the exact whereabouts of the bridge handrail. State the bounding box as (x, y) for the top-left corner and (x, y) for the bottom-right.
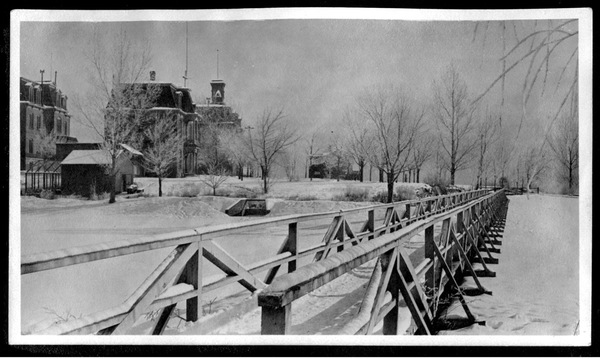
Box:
(22, 189), (489, 275)
(258, 190), (496, 308)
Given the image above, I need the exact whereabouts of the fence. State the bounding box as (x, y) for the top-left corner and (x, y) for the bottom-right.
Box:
(21, 189), (490, 335)
(22, 171), (61, 194)
(258, 189), (508, 334)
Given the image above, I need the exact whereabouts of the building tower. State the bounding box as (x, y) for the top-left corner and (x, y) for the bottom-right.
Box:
(210, 80), (225, 104)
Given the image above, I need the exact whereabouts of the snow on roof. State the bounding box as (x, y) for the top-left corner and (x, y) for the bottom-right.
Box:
(61, 150), (112, 165)
(120, 143), (143, 156)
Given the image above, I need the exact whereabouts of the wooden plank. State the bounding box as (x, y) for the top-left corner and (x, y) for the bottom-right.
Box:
(112, 243), (198, 335)
(367, 249), (398, 334)
(203, 241), (266, 293)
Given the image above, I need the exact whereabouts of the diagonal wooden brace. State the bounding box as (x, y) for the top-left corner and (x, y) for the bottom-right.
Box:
(449, 230), (493, 293)
(462, 223), (497, 276)
(203, 241), (266, 293)
(431, 239), (477, 323)
(396, 247), (434, 335)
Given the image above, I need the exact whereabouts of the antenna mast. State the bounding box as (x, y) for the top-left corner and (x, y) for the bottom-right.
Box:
(183, 22), (189, 87)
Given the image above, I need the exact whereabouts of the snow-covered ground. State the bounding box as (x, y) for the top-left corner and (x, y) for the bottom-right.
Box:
(18, 182), (582, 340)
(439, 194), (580, 335)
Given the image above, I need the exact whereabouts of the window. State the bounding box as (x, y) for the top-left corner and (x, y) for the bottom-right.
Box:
(64, 120), (68, 135)
(29, 114), (34, 130)
(36, 116), (41, 130)
(57, 118), (62, 134)
(28, 139), (33, 154)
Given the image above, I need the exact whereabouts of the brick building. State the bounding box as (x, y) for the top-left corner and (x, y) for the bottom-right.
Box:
(20, 74), (76, 169)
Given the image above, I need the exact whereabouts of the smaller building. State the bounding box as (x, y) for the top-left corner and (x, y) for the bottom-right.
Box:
(61, 149), (137, 197)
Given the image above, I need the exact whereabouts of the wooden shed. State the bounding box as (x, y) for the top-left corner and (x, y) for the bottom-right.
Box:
(60, 149), (135, 197)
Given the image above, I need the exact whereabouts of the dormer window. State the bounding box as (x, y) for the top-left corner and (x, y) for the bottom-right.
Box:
(175, 91), (183, 109)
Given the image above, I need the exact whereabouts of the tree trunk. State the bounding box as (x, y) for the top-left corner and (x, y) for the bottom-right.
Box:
(359, 162), (364, 183)
(109, 173), (116, 203)
(262, 166), (268, 193)
(450, 165), (456, 185)
(158, 176), (163, 197)
(379, 168), (384, 183)
(416, 168), (420, 183)
(386, 170), (395, 203)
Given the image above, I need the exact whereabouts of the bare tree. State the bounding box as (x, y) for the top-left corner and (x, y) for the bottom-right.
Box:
(244, 108), (299, 194)
(33, 129), (57, 162)
(548, 111), (579, 192)
(433, 65), (478, 185)
(358, 86), (424, 203)
(411, 131), (435, 183)
(220, 129), (250, 181)
(280, 148), (300, 182)
(474, 111), (500, 189)
(343, 109), (373, 182)
(199, 159), (230, 196)
(519, 143), (551, 197)
(76, 27), (159, 203)
(140, 114), (181, 197)
(328, 133), (347, 182)
(472, 20), (579, 195)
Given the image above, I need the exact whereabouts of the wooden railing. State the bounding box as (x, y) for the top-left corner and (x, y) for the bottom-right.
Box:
(21, 189), (490, 335)
(258, 189), (509, 335)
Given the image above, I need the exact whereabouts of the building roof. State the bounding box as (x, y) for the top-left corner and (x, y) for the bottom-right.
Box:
(61, 150), (112, 165)
(114, 82), (196, 114)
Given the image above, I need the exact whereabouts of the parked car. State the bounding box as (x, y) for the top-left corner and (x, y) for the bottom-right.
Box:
(126, 182), (143, 194)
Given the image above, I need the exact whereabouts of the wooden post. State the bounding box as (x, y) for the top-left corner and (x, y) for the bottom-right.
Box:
(382, 270), (399, 335)
(288, 222), (298, 273)
(261, 304), (291, 335)
(424, 225), (435, 297)
(185, 241), (202, 322)
(368, 210), (375, 240)
(336, 218), (345, 252)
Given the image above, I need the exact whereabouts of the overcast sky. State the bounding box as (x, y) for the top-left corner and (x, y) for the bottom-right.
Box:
(19, 12), (578, 153)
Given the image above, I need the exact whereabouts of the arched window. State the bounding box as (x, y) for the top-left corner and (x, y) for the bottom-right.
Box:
(36, 116), (41, 130)
(28, 139), (33, 154)
(29, 114), (34, 130)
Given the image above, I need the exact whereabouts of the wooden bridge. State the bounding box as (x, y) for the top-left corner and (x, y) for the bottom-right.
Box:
(21, 188), (508, 335)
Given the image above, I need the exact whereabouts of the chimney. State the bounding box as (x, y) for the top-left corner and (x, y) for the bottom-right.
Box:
(150, 71), (156, 81)
(54, 71), (57, 86)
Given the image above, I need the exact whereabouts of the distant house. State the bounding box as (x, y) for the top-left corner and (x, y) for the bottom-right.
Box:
(20, 74), (76, 170)
(61, 146), (141, 197)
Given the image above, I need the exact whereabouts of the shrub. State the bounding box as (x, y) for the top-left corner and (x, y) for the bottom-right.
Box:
(372, 186), (417, 203)
(395, 186), (417, 201)
(39, 189), (56, 200)
(371, 191), (388, 203)
(175, 183), (202, 197)
(332, 187), (371, 202)
(288, 194), (319, 201)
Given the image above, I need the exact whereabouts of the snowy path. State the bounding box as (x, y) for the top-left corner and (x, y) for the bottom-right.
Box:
(439, 194), (579, 335)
